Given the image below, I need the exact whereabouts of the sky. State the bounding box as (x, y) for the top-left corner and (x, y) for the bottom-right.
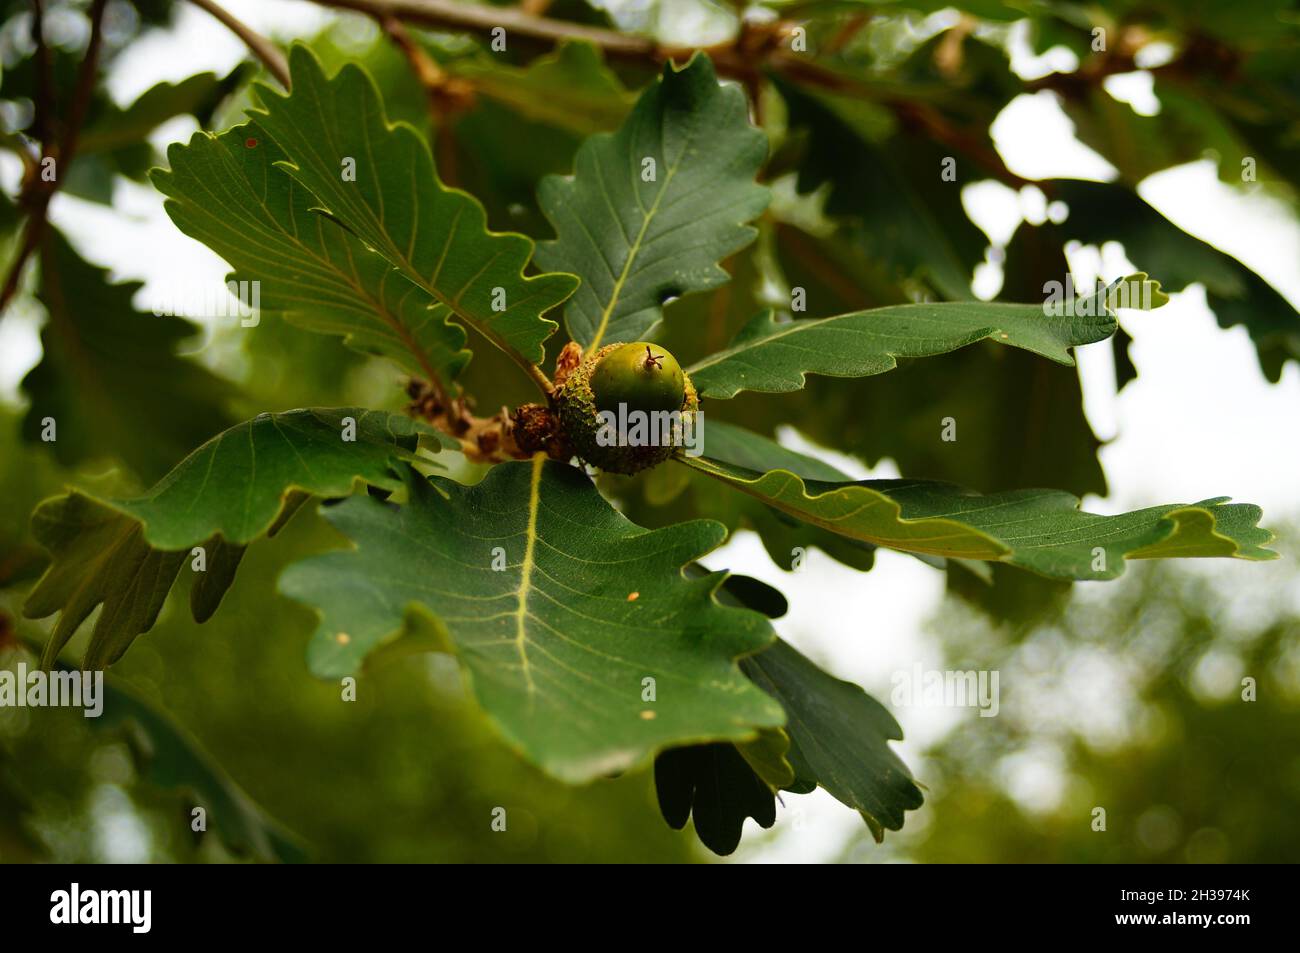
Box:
(1, 1), (1297, 863)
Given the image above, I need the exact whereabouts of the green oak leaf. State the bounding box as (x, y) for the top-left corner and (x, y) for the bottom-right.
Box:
(251, 44), (577, 370)
(740, 638), (924, 840)
(20, 229), (236, 482)
(657, 568), (921, 853)
(696, 423), (1003, 582)
(678, 455), (1276, 580)
(23, 409), (439, 670)
(718, 573), (922, 831)
(153, 123), (470, 387)
(535, 53), (769, 350)
(653, 743), (777, 855)
(693, 419), (879, 572)
(1045, 180), (1300, 383)
(687, 273), (1164, 399)
(279, 456), (786, 783)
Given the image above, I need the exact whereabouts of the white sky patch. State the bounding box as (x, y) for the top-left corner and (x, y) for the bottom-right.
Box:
(1103, 71), (1161, 117)
(992, 91), (1119, 182)
(1002, 19), (1080, 81)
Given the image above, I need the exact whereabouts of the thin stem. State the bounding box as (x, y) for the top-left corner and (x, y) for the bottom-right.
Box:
(312, 0), (656, 58)
(29, 0), (54, 146)
(0, 0), (107, 317)
(185, 0), (290, 88)
(303, 0), (1038, 188)
(379, 14), (447, 101)
(377, 13), (474, 171)
(525, 361), (554, 397)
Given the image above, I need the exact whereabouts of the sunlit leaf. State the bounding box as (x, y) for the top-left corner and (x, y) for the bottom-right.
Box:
(679, 454), (1276, 579)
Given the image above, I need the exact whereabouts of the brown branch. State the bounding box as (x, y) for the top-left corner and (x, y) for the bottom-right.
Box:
(0, 0), (107, 317)
(376, 15), (474, 129)
(303, 0), (1036, 187)
(824, 12), (870, 55)
(380, 15), (447, 97)
(314, 0), (657, 58)
(29, 0), (54, 146)
(304, 0), (947, 101)
(185, 0), (290, 88)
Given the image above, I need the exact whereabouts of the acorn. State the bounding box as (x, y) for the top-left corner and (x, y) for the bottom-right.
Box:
(555, 342), (699, 474)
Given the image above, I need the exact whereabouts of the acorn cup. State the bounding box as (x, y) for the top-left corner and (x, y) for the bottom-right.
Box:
(555, 342), (699, 474)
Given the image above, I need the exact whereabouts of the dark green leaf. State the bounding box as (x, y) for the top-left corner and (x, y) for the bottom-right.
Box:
(279, 457), (786, 783)
(653, 743), (776, 855)
(153, 123), (470, 387)
(23, 409), (437, 669)
(687, 274), (1162, 399)
(741, 638), (924, 839)
(535, 54), (769, 349)
(251, 45), (577, 369)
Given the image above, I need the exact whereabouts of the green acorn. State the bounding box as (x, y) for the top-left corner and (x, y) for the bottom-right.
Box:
(556, 342), (699, 474)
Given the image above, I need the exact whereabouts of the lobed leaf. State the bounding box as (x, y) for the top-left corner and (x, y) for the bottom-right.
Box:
(23, 409), (439, 670)
(653, 743), (777, 855)
(740, 639), (924, 840)
(678, 453), (1276, 580)
(279, 456), (787, 784)
(535, 53), (769, 350)
(251, 45), (577, 370)
(154, 124), (470, 387)
(688, 274), (1164, 399)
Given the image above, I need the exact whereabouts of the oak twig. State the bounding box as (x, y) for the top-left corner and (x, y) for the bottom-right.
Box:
(0, 0), (107, 317)
(186, 0), (291, 88)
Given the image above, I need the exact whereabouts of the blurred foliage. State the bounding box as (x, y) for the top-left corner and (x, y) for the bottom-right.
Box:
(2, 491), (697, 862)
(1, 0), (1297, 861)
(868, 545), (1300, 864)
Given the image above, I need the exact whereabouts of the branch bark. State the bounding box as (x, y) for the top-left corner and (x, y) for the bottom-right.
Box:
(0, 0), (108, 317)
(304, 0), (1037, 187)
(186, 0), (291, 89)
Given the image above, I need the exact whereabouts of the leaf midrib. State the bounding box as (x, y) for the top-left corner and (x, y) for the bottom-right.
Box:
(685, 304), (1092, 375)
(586, 144), (685, 351)
(512, 453), (545, 700)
